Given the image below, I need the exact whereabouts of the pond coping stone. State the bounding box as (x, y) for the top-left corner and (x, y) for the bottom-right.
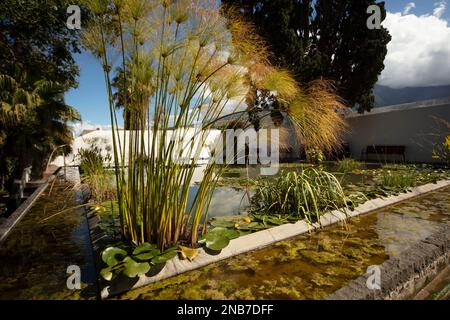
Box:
(0, 169), (59, 244)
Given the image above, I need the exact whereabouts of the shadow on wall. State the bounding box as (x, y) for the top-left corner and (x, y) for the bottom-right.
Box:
(345, 98), (450, 163)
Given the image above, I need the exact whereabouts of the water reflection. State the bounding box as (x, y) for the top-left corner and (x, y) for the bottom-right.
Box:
(0, 176), (97, 300)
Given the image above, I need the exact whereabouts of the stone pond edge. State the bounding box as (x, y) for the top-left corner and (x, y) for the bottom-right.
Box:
(327, 227), (450, 300)
(99, 179), (450, 299)
(0, 170), (58, 244)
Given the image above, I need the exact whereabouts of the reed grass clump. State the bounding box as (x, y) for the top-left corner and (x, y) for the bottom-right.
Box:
(337, 158), (362, 173)
(251, 168), (348, 224)
(77, 139), (115, 203)
(287, 80), (348, 154)
(378, 171), (416, 189)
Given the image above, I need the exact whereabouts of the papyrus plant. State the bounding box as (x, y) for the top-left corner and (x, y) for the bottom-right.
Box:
(82, 0), (347, 251)
(82, 0), (262, 249)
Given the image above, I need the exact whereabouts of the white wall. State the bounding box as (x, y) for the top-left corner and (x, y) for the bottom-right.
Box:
(52, 127), (282, 167)
(345, 98), (450, 163)
(52, 128), (222, 167)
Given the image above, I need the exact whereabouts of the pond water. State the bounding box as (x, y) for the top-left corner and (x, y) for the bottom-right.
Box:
(0, 164), (448, 300)
(116, 187), (450, 300)
(187, 185), (251, 219)
(0, 174), (97, 300)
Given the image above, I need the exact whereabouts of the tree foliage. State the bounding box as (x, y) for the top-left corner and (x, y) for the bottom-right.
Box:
(0, 0), (85, 87)
(0, 0), (84, 189)
(222, 0), (391, 112)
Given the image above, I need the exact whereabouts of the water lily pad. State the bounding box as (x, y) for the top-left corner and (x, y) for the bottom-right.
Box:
(151, 250), (177, 264)
(134, 250), (161, 261)
(210, 216), (248, 228)
(100, 267), (114, 281)
(205, 227), (240, 251)
(252, 213), (290, 226)
(206, 236), (230, 251)
(122, 257), (151, 278)
(132, 243), (157, 255)
(102, 246), (127, 267)
(132, 243), (160, 260)
(210, 220), (236, 228)
(238, 222), (266, 231)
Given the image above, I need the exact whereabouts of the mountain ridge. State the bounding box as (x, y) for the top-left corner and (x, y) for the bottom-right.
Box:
(373, 84), (450, 107)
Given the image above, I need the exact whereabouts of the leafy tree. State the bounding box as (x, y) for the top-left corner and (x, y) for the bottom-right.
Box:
(222, 0), (391, 112)
(0, 0), (85, 87)
(0, 0), (84, 188)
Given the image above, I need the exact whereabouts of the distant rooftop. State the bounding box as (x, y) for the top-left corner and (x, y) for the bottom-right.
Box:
(346, 97), (450, 118)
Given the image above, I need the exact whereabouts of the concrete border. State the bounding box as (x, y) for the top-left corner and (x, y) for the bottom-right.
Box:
(0, 173), (58, 243)
(327, 227), (450, 300)
(99, 179), (450, 299)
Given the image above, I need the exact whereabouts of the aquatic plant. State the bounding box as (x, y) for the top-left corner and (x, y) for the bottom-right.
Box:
(305, 147), (325, 164)
(100, 243), (178, 281)
(78, 138), (112, 174)
(82, 1), (354, 265)
(77, 139), (115, 203)
(251, 168), (348, 224)
(287, 80), (348, 154)
(378, 170), (416, 190)
(337, 158), (362, 173)
(200, 227), (240, 251)
(82, 0), (264, 249)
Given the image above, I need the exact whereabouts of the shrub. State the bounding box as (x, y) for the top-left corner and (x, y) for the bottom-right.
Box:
(432, 135), (450, 164)
(305, 147), (325, 164)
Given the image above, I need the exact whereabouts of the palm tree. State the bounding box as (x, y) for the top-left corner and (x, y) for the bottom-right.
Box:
(0, 72), (80, 189)
(29, 80), (81, 176)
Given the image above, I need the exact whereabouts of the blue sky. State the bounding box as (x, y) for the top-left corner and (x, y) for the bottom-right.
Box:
(66, 0), (450, 126)
(65, 52), (114, 126)
(389, 0), (449, 19)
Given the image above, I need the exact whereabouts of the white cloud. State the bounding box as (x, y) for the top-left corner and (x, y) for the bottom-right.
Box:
(433, 1), (447, 18)
(71, 121), (113, 137)
(379, 12), (450, 88)
(402, 2), (416, 15)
